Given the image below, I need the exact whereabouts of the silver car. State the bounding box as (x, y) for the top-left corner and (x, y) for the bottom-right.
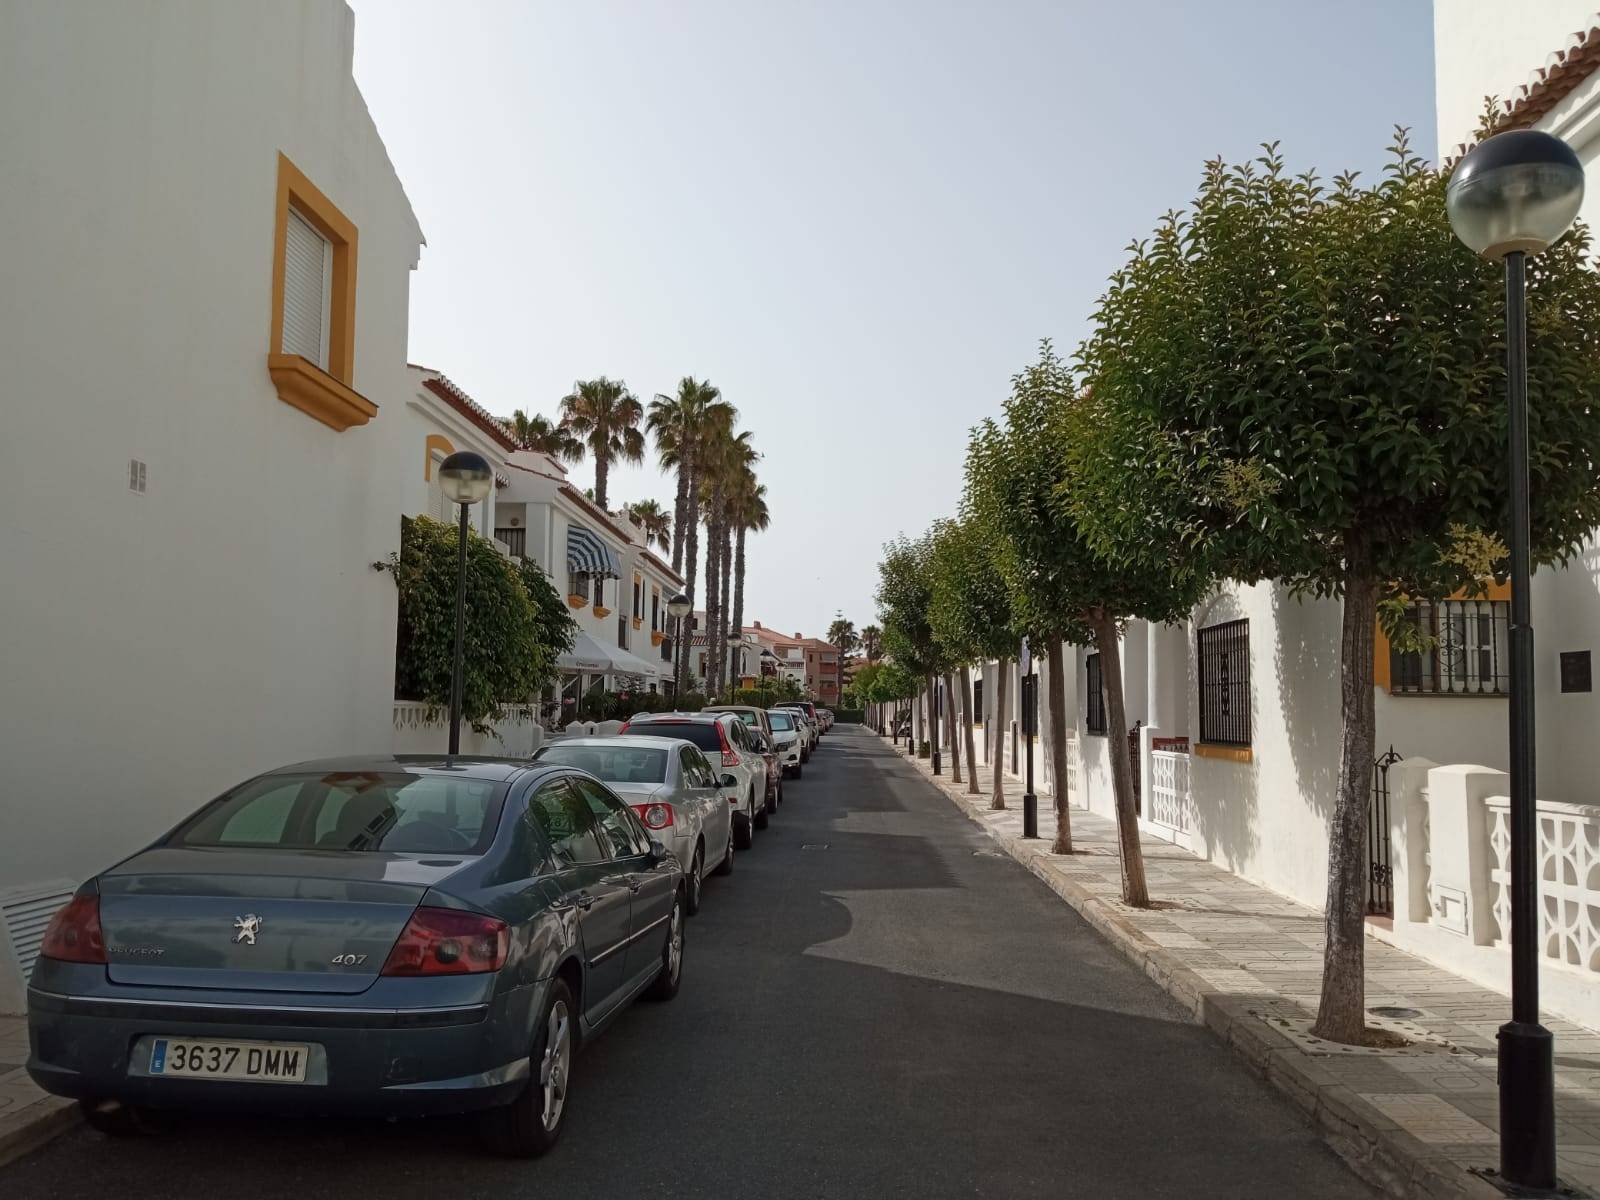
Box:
(535, 737), (734, 915)
(765, 708), (805, 779)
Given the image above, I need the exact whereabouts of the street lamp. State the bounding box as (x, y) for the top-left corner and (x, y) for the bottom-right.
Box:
(667, 591), (692, 698)
(1021, 638), (1038, 839)
(437, 451), (494, 756)
(726, 630), (743, 697)
(931, 676), (942, 775)
(1447, 127), (1584, 1193)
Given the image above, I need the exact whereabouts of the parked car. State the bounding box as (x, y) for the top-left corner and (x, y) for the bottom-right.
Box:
(815, 708), (835, 733)
(748, 727), (784, 811)
(619, 712), (769, 848)
(700, 704), (773, 742)
(535, 736), (733, 914)
(26, 756), (686, 1158)
(790, 700), (823, 733)
(775, 704), (818, 756)
(764, 708), (804, 778)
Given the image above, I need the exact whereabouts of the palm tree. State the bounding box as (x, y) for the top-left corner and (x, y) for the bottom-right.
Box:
(700, 426), (755, 696)
(861, 624), (884, 661)
(503, 409), (582, 460)
(625, 499), (672, 553)
(728, 472), (768, 688)
(676, 400), (736, 692)
(646, 378), (728, 574)
(827, 614), (859, 658)
(558, 377), (645, 510)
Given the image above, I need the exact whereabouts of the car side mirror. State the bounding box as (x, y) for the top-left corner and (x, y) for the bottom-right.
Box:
(721, 773), (738, 789)
(648, 839), (668, 863)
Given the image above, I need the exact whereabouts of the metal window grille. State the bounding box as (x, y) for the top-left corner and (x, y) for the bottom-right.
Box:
(1389, 599), (1510, 695)
(495, 527), (526, 557)
(1198, 619), (1251, 746)
(1085, 653), (1107, 735)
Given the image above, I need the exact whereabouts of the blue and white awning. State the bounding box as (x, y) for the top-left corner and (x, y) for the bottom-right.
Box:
(566, 525), (621, 578)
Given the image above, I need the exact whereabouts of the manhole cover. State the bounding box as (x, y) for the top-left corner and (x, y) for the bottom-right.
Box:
(801, 844), (829, 851)
(1369, 1006), (1425, 1021)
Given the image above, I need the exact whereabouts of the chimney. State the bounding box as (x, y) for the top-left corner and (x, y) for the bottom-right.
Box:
(753, 621), (762, 629)
(794, 631), (803, 639)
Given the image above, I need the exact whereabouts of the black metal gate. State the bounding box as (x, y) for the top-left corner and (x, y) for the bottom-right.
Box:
(1368, 747), (1401, 916)
(1129, 721), (1143, 816)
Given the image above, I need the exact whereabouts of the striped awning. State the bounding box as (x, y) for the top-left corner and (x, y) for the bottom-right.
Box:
(566, 525), (621, 577)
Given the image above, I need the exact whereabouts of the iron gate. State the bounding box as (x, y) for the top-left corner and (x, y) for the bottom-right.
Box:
(1368, 747), (1402, 916)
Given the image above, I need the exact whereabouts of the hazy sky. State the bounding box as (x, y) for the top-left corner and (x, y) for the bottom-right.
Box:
(347, 0), (1436, 639)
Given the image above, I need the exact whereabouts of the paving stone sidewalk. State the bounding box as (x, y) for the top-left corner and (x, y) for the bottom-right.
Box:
(0, 1015), (73, 1168)
(890, 734), (1600, 1199)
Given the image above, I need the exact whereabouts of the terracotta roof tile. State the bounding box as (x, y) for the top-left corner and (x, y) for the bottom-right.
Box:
(416, 371), (518, 452)
(1489, 18), (1600, 137)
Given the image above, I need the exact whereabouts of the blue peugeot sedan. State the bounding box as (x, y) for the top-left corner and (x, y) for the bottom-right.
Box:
(26, 756), (686, 1156)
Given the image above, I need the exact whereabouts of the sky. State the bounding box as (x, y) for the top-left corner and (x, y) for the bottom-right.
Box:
(346, 0), (1437, 640)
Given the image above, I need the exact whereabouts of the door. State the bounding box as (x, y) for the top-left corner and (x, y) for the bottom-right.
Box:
(680, 746), (727, 864)
(571, 776), (677, 988)
(525, 778), (633, 1020)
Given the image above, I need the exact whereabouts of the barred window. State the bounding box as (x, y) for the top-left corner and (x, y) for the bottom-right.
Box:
(1389, 599), (1509, 696)
(1085, 653), (1107, 735)
(1198, 619), (1251, 746)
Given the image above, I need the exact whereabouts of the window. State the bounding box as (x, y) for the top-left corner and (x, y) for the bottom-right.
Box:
(973, 680), (984, 724)
(568, 570), (591, 602)
(175, 772), (505, 854)
(1389, 599), (1510, 696)
(651, 589), (661, 631)
(767, 711), (794, 732)
(1198, 619), (1251, 746)
(633, 579), (643, 620)
(526, 779), (607, 864)
(267, 154), (369, 431)
(679, 747), (715, 789)
(1085, 654), (1107, 735)
(535, 744), (669, 784)
(618, 613), (628, 649)
(570, 776), (651, 858)
(628, 719), (725, 754)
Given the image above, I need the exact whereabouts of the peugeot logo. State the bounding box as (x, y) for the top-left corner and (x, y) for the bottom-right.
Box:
(233, 914), (263, 946)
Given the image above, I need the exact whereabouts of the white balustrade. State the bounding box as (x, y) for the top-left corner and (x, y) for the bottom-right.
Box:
(1485, 797), (1600, 972)
(1149, 750), (1191, 834)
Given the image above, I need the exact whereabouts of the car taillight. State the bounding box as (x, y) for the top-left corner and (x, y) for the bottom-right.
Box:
(40, 894), (106, 965)
(381, 907), (508, 977)
(631, 802), (674, 830)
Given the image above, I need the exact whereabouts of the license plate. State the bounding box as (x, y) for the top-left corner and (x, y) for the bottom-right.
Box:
(149, 1038), (309, 1083)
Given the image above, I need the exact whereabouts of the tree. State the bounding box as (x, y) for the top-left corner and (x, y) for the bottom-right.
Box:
(559, 377), (645, 510)
(729, 473), (768, 682)
(700, 428), (755, 696)
(860, 624), (884, 662)
(624, 499), (672, 553)
(647, 378), (728, 573)
(875, 534), (950, 765)
(1073, 133), (1600, 1042)
(826, 614), (860, 660)
(926, 515), (1019, 799)
(503, 409), (581, 461)
(389, 516), (577, 727)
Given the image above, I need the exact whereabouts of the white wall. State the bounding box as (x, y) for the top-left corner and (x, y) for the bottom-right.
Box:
(0, 0), (422, 1003)
(1433, 0), (1595, 154)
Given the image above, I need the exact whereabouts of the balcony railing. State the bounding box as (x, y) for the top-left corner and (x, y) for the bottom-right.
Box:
(1389, 598), (1510, 696)
(495, 526), (526, 558)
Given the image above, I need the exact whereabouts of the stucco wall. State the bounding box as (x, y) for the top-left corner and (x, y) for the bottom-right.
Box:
(0, 0), (422, 996)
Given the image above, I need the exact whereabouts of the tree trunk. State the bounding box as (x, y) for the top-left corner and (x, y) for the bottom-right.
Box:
(731, 525), (748, 688)
(671, 460), (690, 573)
(703, 505), (721, 697)
(720, 523), (734, 691)
(679, 475), (700, 691)
(1092, 613), (1148, 907)
(944, 671), (962, 784)
(990, 658), (1009, 809)
(924, 673), (937, 761)
(1047, 639), (1073, 855)
(593, 452), (610, 511)
(1312, 559), (1378, 1045)
(959, 664), (980, 795)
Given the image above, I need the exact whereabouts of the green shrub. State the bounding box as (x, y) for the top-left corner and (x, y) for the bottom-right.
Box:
(675, 691), (707, 712)
(831, 708), (865, 724)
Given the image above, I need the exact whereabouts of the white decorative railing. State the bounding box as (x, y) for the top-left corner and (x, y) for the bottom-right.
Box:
(1149, 750), (1191, 834)
(1486, 797), (1600, 972)
(1065, 737), (1082, 801)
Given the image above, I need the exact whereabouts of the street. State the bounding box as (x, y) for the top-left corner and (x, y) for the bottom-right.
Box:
(2, 728), (1372, 1199)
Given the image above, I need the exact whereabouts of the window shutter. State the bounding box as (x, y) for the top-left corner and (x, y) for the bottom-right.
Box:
(282, 208), (330, 368)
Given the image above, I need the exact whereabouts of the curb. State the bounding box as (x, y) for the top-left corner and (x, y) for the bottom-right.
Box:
(886, 738), (1501, 1200)
(0, 1096), (77, 1171)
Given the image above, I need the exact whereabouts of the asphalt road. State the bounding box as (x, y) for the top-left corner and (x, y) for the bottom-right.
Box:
(3, 726), (1372, 1199)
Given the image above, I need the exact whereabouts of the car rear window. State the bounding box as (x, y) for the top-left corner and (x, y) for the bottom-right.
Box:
(627, 721), (723, 752)
(173, 772), (506, 854)
(768, 712), (794, 731)
(535, 744), (668, 784)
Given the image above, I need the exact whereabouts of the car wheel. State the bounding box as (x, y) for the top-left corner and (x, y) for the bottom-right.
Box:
(753, 791), (769, 830)
(685, 845), (704, 916)
(793, 762), (803, 780)
(481, 979), (574, 1157)
(712, 823), (734, 875)
(733, 812), (753, 850)
(645, 892), (685, 1001)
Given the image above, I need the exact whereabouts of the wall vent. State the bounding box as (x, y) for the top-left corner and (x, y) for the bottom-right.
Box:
(1, 881), (76, 988)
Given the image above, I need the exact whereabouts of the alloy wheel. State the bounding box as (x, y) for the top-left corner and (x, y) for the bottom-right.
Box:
(540, 999), (571, 1132)
(666, 901), (683, 982)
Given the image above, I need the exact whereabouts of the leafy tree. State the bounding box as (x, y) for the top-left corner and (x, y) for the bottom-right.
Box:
(503, 409), (581, 461)
(927, 515), (1018, 799)
(559, 377), (645, 510)
(390, 516), (576, 728)
(1073, 133), (1600, 1043)
(876, 534), (951, 765)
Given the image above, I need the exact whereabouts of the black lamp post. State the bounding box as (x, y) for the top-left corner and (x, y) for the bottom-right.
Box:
(437, 451), (495, 755)
(667, 591), (692, 699)
(1447, 127), (1584, 1193)
(1021, 638), (1038, 839)
(931, 677), (942, 775)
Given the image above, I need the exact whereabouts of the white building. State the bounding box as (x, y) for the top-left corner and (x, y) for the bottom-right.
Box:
(0, 1), (425, 1009)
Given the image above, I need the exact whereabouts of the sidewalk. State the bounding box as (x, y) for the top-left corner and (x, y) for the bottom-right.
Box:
(891, 734), (1600, 1200)
(0, 1016), (73, 1168)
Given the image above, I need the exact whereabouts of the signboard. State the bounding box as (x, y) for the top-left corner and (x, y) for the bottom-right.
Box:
(1560, 650), (1592, 694)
